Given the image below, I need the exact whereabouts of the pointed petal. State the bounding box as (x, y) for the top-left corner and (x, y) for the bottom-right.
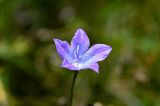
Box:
(53, 38), (73, 62)
(87, 63), (99, 73)
(71, 28), (90, 56)
(61, 59), (77, 70)
(82, 44), (112, 65)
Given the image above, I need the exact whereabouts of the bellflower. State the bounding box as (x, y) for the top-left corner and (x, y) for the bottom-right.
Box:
(53, 28), (112, 73)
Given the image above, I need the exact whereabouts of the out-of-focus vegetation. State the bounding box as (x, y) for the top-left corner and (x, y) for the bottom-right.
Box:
(0, 0), (160, 106)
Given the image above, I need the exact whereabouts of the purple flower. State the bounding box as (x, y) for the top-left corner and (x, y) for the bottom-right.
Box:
(53, 28), (112, 73)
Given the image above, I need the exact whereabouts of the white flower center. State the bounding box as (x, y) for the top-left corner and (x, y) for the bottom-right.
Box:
(72, 60), (82, 70)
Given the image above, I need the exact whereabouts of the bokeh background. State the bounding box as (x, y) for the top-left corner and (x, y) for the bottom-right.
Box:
(0, 0), (160, 106)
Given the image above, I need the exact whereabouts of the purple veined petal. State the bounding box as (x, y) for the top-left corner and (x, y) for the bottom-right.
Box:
(71, 28), (90, 57)
(53, 38), (74, 62)
(87, 63), (99, 73)
(81, 44), (112, 66)
(61, 59), (78, 70)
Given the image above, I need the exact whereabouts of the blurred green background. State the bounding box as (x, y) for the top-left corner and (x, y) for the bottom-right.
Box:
(0, 0), (160, 106)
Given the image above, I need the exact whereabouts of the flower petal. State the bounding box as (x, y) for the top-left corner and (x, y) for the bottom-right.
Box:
(53, 38), (73, 62)
(61, 59), (77, 70)
(81, 44), (112, 66)
(87, 63), (99, 73)
(71, 28), (90, 56)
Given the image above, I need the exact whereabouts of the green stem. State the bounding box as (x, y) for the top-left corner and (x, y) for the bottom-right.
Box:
(69, 71), (79, 106)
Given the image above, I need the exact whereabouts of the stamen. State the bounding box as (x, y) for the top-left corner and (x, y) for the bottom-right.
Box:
(77, 45), (79, 54)
(72, 60), (82, 70)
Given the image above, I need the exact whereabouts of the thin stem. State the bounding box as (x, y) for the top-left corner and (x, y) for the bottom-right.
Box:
(69, 71), (79, 106)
